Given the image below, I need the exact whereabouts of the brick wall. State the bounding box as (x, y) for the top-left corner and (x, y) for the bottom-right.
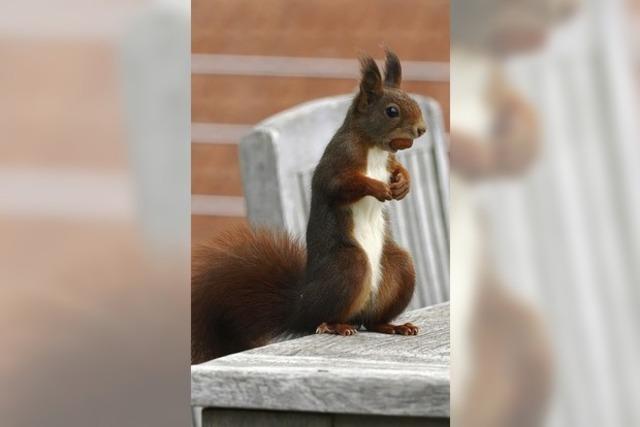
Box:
(191, 0), (451, 245)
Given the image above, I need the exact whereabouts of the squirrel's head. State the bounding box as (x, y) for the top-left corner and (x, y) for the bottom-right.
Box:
(351, 50), (427, 152)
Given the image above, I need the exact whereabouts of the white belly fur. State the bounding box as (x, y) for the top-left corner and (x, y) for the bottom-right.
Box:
(351, 147), (389, 298)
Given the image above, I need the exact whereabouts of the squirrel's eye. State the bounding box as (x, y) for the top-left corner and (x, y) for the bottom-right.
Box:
(385, 106), (399, 118)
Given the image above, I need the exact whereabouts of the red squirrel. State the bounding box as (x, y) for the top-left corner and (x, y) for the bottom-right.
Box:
(192, 50), (427, 364)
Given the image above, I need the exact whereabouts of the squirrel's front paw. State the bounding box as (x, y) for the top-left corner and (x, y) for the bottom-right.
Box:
(371, 183), (393, 202)
(390, 170), (410, 200)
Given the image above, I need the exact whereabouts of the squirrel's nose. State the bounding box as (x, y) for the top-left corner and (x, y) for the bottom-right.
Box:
(415, 125), (426, 137)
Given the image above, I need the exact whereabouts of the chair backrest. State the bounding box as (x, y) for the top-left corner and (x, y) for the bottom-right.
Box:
(239, 95), (449, 309)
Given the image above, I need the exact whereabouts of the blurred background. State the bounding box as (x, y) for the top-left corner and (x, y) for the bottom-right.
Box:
(0, 1), (450, 426)
(4, 0), (640, 425)
(190, 0), (450, 246)
(451, 0), (640, 426)
(0, 0), (190, 425)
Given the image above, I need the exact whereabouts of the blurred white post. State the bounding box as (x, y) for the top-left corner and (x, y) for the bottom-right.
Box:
(119, 1), (190, 253)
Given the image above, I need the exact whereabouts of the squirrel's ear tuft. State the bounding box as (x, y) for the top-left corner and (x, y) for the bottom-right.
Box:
(383, 49), (402, 88)
(357, 55), (382, 111)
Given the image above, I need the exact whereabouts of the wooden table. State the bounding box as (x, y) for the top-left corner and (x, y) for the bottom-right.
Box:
(191, 302), (449, 426)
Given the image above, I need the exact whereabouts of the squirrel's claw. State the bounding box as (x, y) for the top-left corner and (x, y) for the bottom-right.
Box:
(315, 322), (359, 336)
(373, 185), (393, 202)
(365, 322), (419, 335)
(390, 178), (410, 200)
(390, 169), (410, 200)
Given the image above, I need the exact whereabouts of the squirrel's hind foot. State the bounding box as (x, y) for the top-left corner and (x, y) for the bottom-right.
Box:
(315, 322), (359, 336)
(366, 322), (419, 335)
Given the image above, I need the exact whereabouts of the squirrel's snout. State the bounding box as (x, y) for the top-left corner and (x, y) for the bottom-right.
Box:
(412, 116), (427, 138)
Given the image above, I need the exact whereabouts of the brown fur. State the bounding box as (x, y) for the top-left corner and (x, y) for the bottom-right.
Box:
(192, 50), (426, 363)
(367, 236), (417, 323)
(450, 70), (539, 180)
(191, 227), (306, 363)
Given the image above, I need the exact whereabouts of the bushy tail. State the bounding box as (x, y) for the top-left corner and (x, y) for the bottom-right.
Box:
(191, 226), (306, 364)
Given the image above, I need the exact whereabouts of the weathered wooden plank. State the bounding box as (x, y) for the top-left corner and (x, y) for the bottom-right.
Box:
(191, 303), (450, 418)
